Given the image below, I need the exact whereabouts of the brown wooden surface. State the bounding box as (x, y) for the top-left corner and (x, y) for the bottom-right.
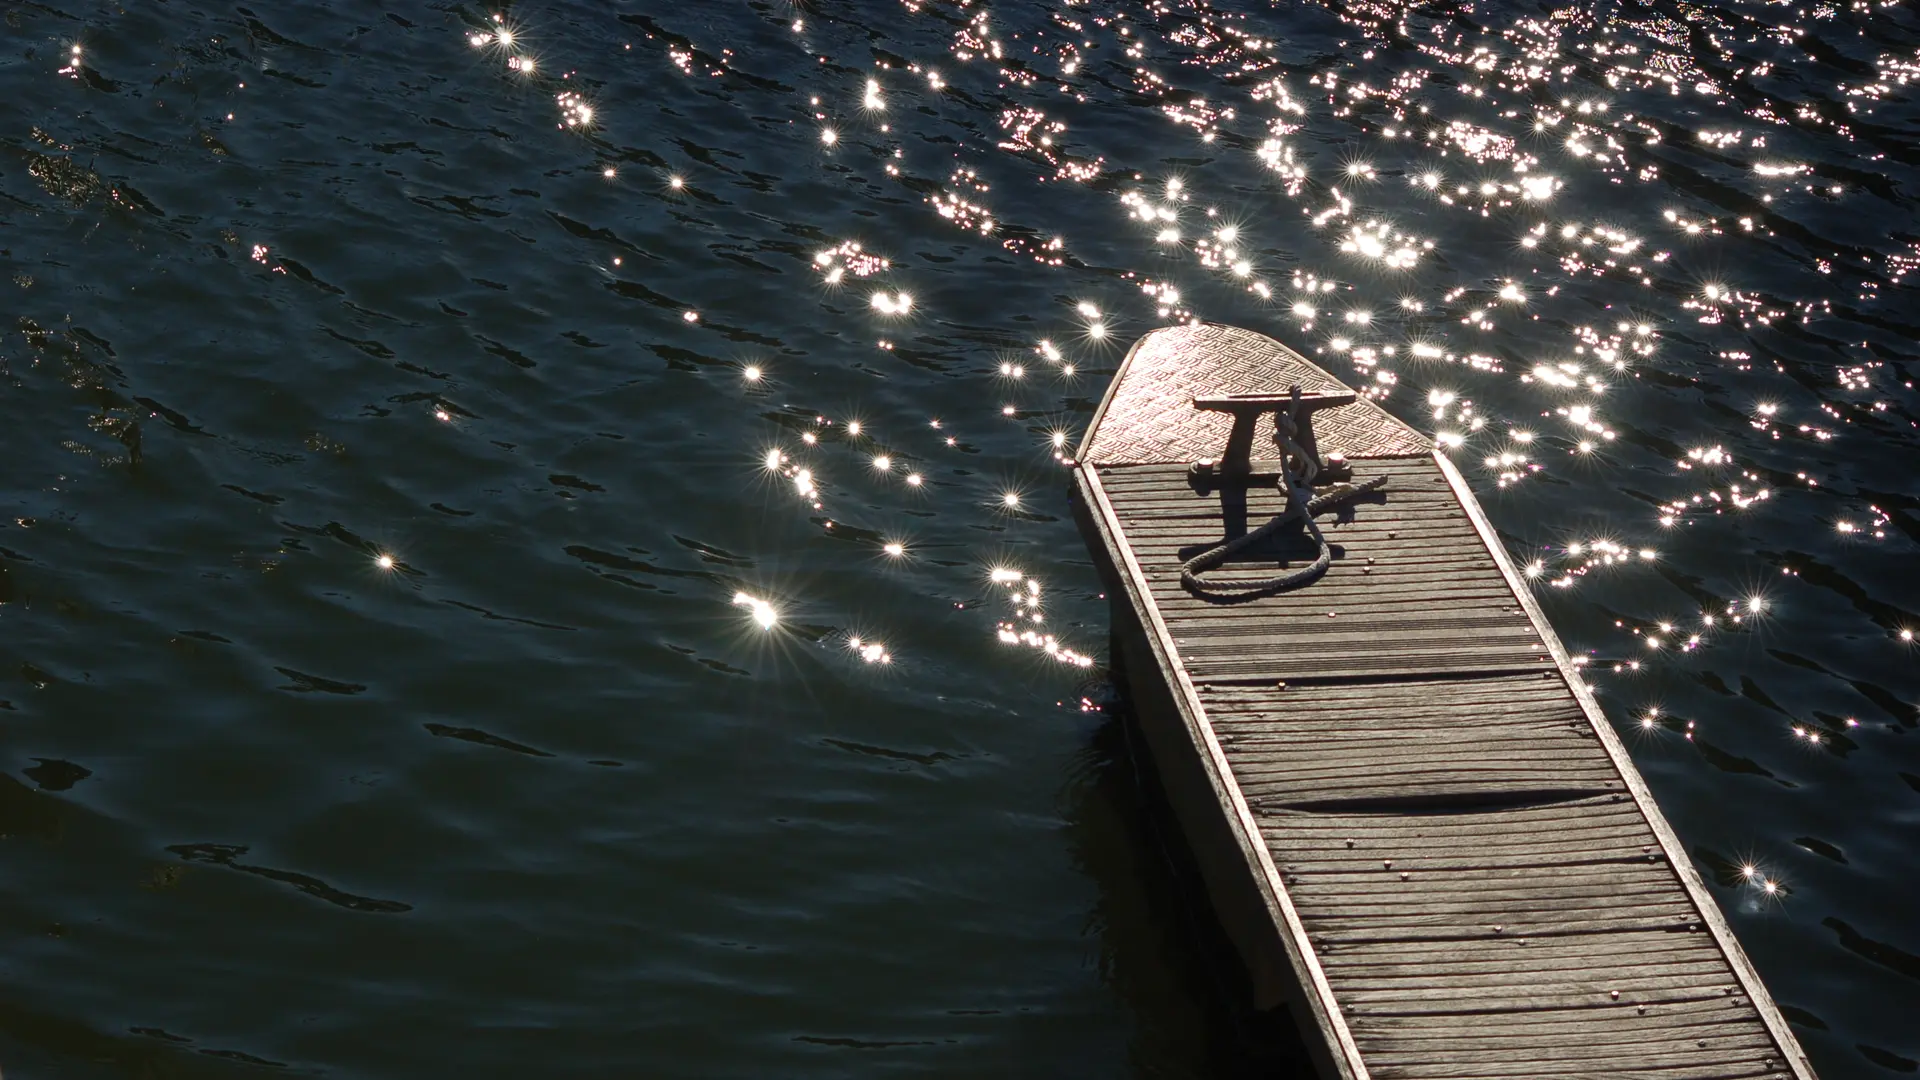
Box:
(1073, 324), (1815, 1080)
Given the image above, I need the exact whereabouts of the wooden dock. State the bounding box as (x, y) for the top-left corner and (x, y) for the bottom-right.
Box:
(1071, 324), (1816, 1080)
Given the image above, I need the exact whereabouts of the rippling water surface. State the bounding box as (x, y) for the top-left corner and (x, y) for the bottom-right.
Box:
(4, 1), (1918, 1076)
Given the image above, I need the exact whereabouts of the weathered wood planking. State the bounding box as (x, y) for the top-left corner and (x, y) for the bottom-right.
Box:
(1071, 324), (1816, 1080)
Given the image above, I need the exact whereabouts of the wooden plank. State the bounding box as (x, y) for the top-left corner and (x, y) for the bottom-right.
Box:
(1162, 613), (1527, 635)
(1215, 699), (1584, 722)
(1141, 555), (1511, 579)
(1267, 827), (1658, 853)
(1337, 966), (1739, 996)
(1334, 962), (1735, 995)
(1207, 683), (1574, 704)
(1115, 512), (1482, 532)
(1330, 952), (1734, 985)
(1120, 531), (1482, 553)
(1350, 1001), (1769, 1038)
(1266, 827), (1661, 863)
(1365, 1040), (1775, 1063)
(1173, 634), (1544, 659)
(1292, 849), (1667, 874)
(1174, 637), (1545, 662)
(1270, 840), (1666, 874)
(1117, 519), (1483, 539)
(1292, 867), (1684, 900)
(1355, 1026), (1775, 1059)
(1159, 601), (1529, 624)
(1182, 645), (1550, 674)
(1162, 602), (1533, 625)
(1273, 842), (1664, 874)
(1363, 1023), (1769, 1044)
(1185, 656), (1556, 683)
(1224, 733), (1593, 753)
(1364, 1034), (1772, 1055)
(1316, 928), (1712, 963)
(1338, 978), (1739, 1011)
(1201, 673), (1564, 702)
(1291, 870), (1694, 910)
(1094, 456), (1439, 486)
(1295, 891), (1692, 920)
(1147, 562), (1514, 584)
(1279, 822), (1649, 847)
(1234, 764), (1617, 789)
(1308, 917), (1703, 947)
(1220, 719), (1589, 738)
(1109, 500), (1477, 519)
(1236, 773), (1620, 796)
(1141, 558), (1512, 587)
(1368, 1055), (1783, 1080)
(1267, 826), (1658, 853)
(1227, 734), (1597, 756)
(1268, 809), (1653, 838)
(1361, 1041), (1776, 1072)
(1142, 562), (1513, 590)
(1357, 1017), (1770, 1045)
(1207, 698), (1578, 719)
(1323, 944), (1723, 978)
(1210, 706), (1582, 727)
(1220, 722), (1589, 741)
(1226, 742), (1605, 766)
(1268, 829), (1658, 857)
(1285, 849), (1671, 877)
(1237, 765), (1617, 788)
(1210, 696), (1582, 718)
(1209, 695), (1575, 715)
(1242, 779), (1622, 807)
(1138, 545), (1497, 570)
(1294, 878), (1686, 905)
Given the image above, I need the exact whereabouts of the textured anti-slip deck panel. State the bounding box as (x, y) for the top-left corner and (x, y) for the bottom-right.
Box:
(1082, 323), (1431, 465)
(1098, 457), (1552, 682)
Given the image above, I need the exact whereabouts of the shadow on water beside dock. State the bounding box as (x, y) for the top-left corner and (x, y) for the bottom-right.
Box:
(1061, 659), (1318, 1080)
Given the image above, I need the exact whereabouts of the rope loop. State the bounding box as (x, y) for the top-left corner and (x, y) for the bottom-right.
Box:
(1178, 456), (1386, 599)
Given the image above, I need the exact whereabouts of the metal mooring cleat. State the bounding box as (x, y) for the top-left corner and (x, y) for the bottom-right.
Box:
(1187, 386), (1357, 493)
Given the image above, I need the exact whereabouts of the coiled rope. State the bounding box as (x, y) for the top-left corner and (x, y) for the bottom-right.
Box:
(1179, 412), (1386, 599)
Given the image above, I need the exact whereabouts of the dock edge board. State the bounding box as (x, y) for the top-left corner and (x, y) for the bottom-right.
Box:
(1074, 461), (1370, 1080)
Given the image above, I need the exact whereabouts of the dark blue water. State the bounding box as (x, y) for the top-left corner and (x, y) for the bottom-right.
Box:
(3, 1), (1916, 1076)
